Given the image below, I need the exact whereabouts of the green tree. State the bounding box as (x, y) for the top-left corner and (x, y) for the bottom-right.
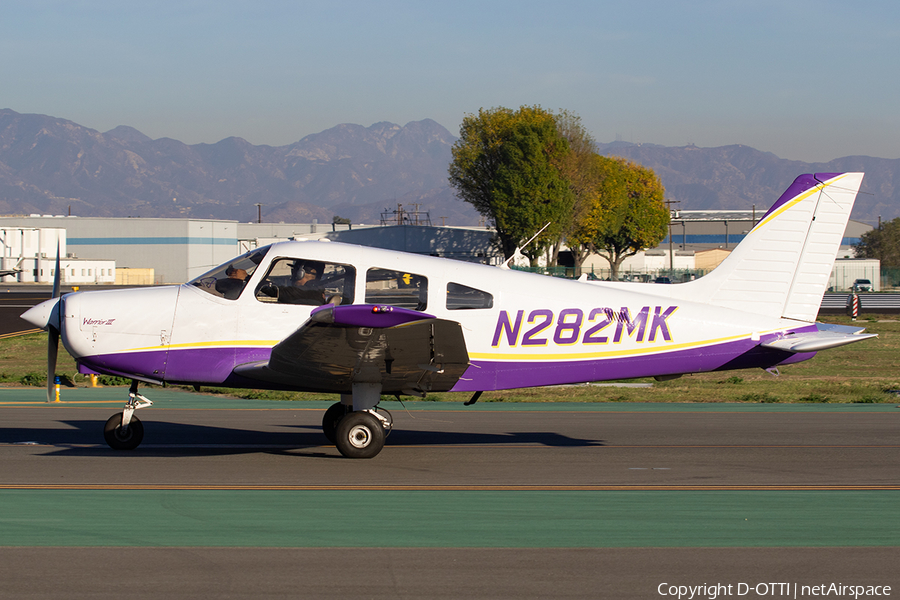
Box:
(854, 218), (900, 266)
(550, 110), (602, 267)
(569, 156), (669, 280)
(448, 106), (574, 265)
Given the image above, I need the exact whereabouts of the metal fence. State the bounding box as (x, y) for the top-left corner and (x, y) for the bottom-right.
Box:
(819, 293), (900, 314)
(518, 264), (900, 291)
(512, 265), (713, 282)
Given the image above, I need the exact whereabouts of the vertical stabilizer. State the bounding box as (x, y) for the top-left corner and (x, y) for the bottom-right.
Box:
(677, 173), (864, 321)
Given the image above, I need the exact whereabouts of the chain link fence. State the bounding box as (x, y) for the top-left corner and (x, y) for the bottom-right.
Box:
(511, 265), (714, 282)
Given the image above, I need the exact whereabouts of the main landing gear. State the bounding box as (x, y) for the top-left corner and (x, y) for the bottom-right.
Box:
(323, 384), (393, 459)
(103, 380), (152, 450)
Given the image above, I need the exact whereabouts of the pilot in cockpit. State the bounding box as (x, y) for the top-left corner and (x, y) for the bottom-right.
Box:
(275, 260), (327, 305)
(214, 264), (249, 299)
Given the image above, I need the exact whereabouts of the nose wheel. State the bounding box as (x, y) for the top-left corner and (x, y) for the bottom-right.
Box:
(103, 413), (144, 450)
(103, 380), (152, 450)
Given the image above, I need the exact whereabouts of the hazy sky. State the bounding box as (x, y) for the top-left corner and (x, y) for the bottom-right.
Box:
(3, 0), (899, 162)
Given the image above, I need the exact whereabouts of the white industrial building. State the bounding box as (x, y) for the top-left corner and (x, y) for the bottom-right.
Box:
(830, 258), (881, 291)
(0, 227), (115, 284)
(0, 216), (238, 284)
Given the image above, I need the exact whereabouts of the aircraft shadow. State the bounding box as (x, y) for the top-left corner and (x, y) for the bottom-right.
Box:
(1, 419), (604, 458)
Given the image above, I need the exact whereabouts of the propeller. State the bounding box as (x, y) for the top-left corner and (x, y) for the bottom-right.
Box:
(46, 242), (62, 402)
(19, 240), (64, 403)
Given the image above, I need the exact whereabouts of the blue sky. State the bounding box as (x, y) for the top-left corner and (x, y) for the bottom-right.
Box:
(3, 0), (899, 162)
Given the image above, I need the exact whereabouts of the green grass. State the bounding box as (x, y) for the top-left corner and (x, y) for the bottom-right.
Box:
(4, 315), (898, 404)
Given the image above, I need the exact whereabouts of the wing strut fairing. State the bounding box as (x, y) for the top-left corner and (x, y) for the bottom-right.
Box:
(234, 304), (470, 396)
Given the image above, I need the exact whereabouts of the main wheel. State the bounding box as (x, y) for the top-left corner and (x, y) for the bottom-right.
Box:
(103, 413), (144, 450)
(322, 402), (349, 444)
(334, 411), (385, 459)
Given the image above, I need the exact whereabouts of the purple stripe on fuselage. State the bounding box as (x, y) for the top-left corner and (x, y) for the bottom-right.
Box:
(450, 336), (815, 392)
(163, 346), (274, 383)
(78, 350), (169, 384)
(78, 328), (817, 393)
(78, 346), (274, 386)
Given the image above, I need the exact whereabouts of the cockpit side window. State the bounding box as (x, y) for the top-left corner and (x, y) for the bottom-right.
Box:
(189, 248), (266, 300)
(446, 282), (494, 310)
(365, 268), (427, 311)
(256, 258), (356, 306)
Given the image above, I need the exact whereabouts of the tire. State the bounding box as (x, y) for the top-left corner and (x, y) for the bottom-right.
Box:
(322, 402), (348, 444)
(334, 411), (385, 459)
(103, 413), (144, 450)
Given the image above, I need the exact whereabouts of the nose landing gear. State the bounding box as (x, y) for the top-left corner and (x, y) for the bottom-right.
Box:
(103, 380), (152, 450)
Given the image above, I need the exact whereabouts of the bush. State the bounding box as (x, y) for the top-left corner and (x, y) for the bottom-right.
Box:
(852, 394), (885, 404)
(97, 375), (132, 386)
(797, 393), (829, 403)
(739, 392), (780, 403)
(20, 372), (45, 386)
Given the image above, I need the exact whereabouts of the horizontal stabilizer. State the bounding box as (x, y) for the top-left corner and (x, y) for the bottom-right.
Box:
(762, 324), (876, 353)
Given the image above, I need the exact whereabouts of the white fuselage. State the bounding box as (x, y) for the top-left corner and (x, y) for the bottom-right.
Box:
(57, 240), (813, 390)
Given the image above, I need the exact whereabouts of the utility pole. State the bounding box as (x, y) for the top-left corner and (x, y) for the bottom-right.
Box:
(664, 199), (680, 277)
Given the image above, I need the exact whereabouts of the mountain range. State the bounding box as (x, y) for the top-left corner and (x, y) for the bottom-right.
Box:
(1, 109), (897, 226)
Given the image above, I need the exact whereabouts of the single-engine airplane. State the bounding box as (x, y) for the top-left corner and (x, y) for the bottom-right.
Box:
(22, 173), (875, 458)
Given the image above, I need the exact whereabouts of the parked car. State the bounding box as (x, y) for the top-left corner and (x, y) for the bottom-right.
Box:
(852, 279), (873, 292)
(654, 276), (672, 284)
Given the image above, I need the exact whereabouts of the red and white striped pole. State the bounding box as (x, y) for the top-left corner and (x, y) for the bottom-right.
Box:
(851, 293), (859, 320)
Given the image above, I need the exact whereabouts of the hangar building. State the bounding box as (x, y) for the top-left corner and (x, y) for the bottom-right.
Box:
(0, 216), (239, 284)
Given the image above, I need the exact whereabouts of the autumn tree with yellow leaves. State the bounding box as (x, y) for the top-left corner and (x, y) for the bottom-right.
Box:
(568, 156), (669, 280)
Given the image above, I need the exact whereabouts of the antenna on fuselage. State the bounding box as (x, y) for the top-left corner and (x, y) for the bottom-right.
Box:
(499, 221), (551, 270)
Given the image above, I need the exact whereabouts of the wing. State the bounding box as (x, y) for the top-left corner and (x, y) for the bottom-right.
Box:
(234, 304), (470, 395)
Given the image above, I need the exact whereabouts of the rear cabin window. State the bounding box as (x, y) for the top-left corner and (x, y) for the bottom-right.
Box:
(446, 282), (494, 310)
(256, 258), (355, 306)
(365, 268), (428, 311)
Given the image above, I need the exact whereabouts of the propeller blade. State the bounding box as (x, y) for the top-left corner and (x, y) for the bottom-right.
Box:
(47, 326), (59, 403)
(47, 240), (62, 402)
(52, 240), (61, 299)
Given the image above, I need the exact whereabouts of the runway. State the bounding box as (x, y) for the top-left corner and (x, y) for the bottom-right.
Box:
(0, 288), (48, 337)
(0, 388), (897, 598)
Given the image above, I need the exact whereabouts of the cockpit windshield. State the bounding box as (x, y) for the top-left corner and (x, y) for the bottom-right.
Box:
(188, 247), (269, 300)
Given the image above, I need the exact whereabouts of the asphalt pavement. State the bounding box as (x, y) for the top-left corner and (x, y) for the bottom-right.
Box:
(0, 391), (897, 599)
